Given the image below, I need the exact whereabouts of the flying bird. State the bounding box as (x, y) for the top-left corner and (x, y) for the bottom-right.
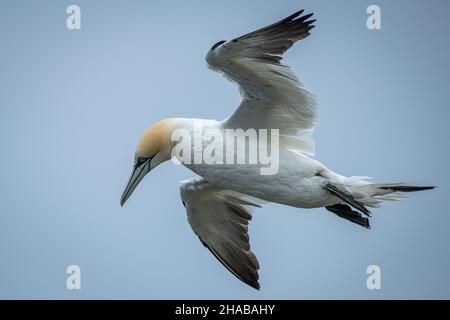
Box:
(120, 10), (434, 290)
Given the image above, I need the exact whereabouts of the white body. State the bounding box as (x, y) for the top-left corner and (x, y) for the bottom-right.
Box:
(123, 11), (433, 290)
(179, 119), (339, 208)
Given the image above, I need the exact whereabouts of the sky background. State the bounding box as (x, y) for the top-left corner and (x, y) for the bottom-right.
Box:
(1, 0), (449, 299)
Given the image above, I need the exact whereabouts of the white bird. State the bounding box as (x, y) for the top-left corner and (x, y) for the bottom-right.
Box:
(120, 10), (434, 290)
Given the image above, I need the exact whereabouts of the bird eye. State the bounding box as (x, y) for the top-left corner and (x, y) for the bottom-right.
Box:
(138, 157), (147, 163)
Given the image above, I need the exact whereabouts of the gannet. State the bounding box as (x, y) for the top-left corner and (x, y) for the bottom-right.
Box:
(120, 10), (434, 290)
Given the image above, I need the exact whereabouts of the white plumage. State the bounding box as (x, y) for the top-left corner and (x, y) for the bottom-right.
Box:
(121, 10), (434, 290)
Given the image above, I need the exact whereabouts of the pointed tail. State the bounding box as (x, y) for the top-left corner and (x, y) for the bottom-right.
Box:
(325, 178), (435, 228)
(328, 177), (436, 210)
(361, 183), (436, 207)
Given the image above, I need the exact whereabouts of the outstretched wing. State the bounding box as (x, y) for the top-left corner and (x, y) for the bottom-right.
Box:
(206, 10), (318, 156)
(180, 178), (263, 290)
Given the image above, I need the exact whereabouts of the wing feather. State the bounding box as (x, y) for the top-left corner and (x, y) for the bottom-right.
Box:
(180, 178), (263, 290)
(206, 10), (318, 156)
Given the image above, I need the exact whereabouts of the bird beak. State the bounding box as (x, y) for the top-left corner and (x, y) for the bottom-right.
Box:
(120, 158), (152, 207)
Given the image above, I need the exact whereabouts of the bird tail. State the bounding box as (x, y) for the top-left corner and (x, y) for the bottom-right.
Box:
(332, 176), (435, 208)
(324, 176), (434, 228)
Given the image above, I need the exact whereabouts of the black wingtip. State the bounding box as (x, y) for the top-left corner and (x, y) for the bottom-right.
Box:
(298, 12), (314, 22)
(278, 10), (303, 24)
(249, 281), (261, 290)
(283, 10), (314, 24)
(291, 10), (305, 19)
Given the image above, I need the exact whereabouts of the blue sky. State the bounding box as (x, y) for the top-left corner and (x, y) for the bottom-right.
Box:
(1, 0), (449, 299)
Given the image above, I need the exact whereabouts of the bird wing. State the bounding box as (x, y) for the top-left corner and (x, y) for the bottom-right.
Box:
(206, 10), (318, 156)
(180, 178), (263, 290)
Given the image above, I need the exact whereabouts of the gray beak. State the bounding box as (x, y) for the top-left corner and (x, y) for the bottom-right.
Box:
(120, 158), (152, 207)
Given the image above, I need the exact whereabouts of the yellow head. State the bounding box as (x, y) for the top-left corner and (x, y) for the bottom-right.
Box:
(120, 118), (180, 206)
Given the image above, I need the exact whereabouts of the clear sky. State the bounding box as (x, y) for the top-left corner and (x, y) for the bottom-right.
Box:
(1, 0), (449, 299)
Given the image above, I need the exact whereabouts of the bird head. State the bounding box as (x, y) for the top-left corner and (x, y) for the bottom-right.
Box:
(120, 119), (178, 206)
